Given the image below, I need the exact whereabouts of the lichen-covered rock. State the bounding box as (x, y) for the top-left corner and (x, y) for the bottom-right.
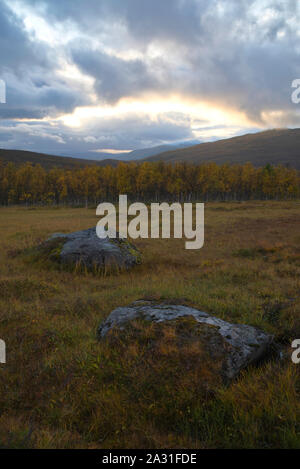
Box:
(97, 300), (273, 381)
(39, 227), (141, 271)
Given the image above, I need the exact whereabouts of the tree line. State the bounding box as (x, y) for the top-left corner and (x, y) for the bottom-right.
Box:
(0, 160), (299, 206)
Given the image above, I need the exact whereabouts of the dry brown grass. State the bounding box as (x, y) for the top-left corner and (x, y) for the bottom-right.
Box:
(0, 200), (299, 448)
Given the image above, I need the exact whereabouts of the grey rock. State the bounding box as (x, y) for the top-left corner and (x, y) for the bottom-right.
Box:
(45, 227), (141, 270)
(97, 300), (273, 380)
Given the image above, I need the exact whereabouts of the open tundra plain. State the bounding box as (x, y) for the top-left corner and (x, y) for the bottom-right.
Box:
(0, 201), (299, 448)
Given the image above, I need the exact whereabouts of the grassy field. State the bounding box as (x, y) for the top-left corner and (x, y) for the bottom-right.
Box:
(0, 201), (299, 448)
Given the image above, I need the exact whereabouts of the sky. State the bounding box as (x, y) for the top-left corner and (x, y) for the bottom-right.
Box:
(0, 0), (300, 159)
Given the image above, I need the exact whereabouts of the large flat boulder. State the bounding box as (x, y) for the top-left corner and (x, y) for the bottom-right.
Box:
(97, 300), (273, 381)
(38, 227), (141, 271)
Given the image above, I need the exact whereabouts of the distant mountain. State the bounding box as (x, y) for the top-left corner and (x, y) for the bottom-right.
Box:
(144, 129), (300, 169)
(0, 141), (201, 169)
(124, 141), (201, 161)
(1, 130), (299, 170)
(84, 141), (201, 161)
(0, 148), (119, 170)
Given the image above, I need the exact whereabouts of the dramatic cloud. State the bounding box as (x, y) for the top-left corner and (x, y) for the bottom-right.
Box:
(0, 0), (300, 157)
(0, 1), (91, 121)
(71, 44), (165, 104)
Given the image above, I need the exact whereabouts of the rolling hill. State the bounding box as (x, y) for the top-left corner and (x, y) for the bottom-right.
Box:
(0, 141), (201, 168)
(0, 149), (119, 170)
(121, 141), (201, 161)
(145, 129), (300, 169)
(1, 129), (300, 170)
(77, 140), (201, 161)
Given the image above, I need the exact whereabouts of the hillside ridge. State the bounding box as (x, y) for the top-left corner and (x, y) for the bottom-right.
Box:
(144, 128), (300, 169)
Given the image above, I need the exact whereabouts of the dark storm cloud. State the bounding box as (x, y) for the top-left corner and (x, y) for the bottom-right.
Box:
(23, 0), (203, 44)
(182, 37), (300, 123)
(0, 74), (87, 120)
(0, 108), (46, 119)
(0, 1), (47, 71)
(0, 0), (90, 120)
(97, 0), (203, 46)
(71, 45), (165, 104)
